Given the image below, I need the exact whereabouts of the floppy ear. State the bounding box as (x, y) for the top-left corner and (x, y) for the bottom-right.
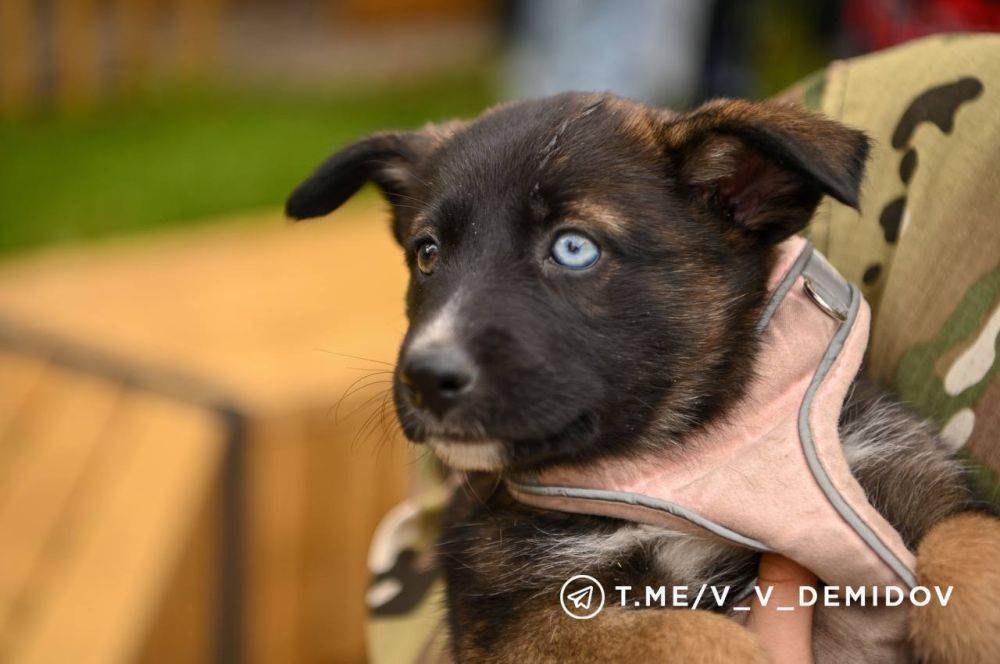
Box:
(285, 126), (454, 239)
(662, 99), (869, 243)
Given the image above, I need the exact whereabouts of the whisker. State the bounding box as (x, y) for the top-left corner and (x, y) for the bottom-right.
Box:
(373, 393), (404, 458)
(315, 349), (395, 367)
(353, 399), (389, 451)
(338, 383), (394, 423)
(334, 373), (394, 422)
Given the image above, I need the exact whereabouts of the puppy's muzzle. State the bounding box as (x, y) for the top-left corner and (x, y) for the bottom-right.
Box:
(400, 344), (476, 418)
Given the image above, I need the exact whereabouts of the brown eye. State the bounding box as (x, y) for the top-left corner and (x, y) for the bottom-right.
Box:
(416, 242), (439, 275)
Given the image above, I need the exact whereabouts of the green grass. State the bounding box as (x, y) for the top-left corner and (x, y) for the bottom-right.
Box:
(0, 68), (497, 255)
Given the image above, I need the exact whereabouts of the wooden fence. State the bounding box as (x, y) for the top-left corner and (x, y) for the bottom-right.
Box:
(0, 0), (226, 111)
(0, 0), (492, 112)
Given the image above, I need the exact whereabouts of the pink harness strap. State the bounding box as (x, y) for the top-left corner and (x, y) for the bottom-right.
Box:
(507, 237), (916, 658)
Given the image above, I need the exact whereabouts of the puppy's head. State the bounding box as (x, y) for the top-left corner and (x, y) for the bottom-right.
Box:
(287, 93), (867, 472)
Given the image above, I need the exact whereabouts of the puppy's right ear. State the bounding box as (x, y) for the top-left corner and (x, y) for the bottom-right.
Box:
(285, 129), (443, 232)
(661, 99), (869, 244)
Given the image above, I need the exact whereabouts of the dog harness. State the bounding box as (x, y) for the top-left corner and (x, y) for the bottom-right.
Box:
(506, 236), (915, 660)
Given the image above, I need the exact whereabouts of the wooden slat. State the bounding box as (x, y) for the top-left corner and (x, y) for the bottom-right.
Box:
(52, 0), (101, 107)
(0, 352), (46, 439)
(303, 408), (409, 663)
(137, 478), (222, 664)
(0, 368), (120, 653)
(244, 412), (308, 664)
(115, 0), (158, 90)
(6, 390), (224, 664)
(244, 406), (409, 664)
(0, 0), (35, 110)
(337, 0), (491, 22)
(0, 359), (105, 507)
(175, 0), (224, 78)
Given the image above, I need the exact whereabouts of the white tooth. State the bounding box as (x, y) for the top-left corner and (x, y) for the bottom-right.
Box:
(428, 438), (506, 471)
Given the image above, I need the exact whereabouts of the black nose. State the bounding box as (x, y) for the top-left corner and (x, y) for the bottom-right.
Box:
(401, 345), (475, 418)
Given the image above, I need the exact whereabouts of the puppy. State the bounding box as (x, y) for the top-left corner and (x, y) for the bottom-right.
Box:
(287, 93), (974, 662)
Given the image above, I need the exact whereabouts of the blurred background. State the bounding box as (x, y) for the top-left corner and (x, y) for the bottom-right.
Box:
(0, 1), (997, 663)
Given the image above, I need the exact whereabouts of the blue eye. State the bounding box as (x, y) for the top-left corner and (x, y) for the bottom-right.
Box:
(551, 232), (600, 269)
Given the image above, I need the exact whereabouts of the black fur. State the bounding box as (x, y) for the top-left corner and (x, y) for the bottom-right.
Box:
(287, 92), (971, 662)
(288, 93), (868, 471)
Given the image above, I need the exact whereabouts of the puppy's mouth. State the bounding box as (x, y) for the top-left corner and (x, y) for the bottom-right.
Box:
(423, 410), (600, 472)
(427, 438), (507, 471)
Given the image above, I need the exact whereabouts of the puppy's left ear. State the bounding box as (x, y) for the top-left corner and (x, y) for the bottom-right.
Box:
(285, 121), (463, 241)
(662, 99), (869, 243)
(285, 131), (434, 221)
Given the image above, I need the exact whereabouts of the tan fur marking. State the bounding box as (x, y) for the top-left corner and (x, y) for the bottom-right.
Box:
(602, 95), (659, 146)
(462, 602), (768, 663)
(910, 512), (1000, 663)
(661, 98), (862, 171)
(565, 200), (629, 236)
(421, 119), (466, 147)
(684, 136), (743, 185)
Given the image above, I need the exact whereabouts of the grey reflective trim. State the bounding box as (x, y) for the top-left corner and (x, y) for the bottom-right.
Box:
(797, 280), (918, 588)
(506, 479), (772, 552)
(507, 246), (917, 588)
(755, 241), (814, 335)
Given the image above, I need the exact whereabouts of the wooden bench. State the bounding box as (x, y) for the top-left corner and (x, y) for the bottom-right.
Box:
(0, 203), (410, 663)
